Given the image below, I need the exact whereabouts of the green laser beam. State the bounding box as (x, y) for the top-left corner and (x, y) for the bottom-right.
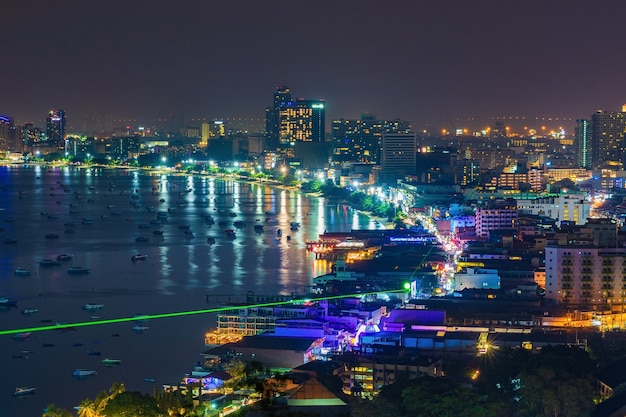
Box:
(0, 290), (408, 336)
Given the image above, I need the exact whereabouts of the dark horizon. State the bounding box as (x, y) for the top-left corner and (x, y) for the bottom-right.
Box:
(2, 0), (625, 134)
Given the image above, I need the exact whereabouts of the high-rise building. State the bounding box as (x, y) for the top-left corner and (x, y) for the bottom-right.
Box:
(332, 115), (411, 164)
(590, 110), (626, 168)
(575, 118), (592, 168)
(46, 109), (66, 151)
(265, 86), (292, 150)
(265, 87), (325, 149)
(278, 99), (325, 144)
(381, 133), (417, 176)
(0, 116), (17, 152)
(545, 245), (626, 307)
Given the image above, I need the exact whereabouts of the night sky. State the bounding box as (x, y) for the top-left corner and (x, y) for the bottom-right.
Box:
(2, 0), (625, 133)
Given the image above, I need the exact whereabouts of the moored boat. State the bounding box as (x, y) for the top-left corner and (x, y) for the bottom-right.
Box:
(72, 369), (97, 377)
(82, 303), (104, 311)
(1, 297), (18, 307)
(68, 267), (90, 275)
(14, 268), (32, 276)
(131, 254), (148, 262)
(132, 325), (149, 332)
(39, 259), (61, 267)
(13, 387), (36, 396)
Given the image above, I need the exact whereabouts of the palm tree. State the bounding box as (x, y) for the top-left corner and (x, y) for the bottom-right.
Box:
(76, 399), (97, 417)
(42, 404), (73, 417)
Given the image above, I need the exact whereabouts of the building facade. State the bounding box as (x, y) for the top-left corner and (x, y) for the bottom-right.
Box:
(474, 207), (518, 238)
(516, 193), (591, 225)
(381, 133), (417, 176)
(46, 109), (66, 151)
(545, 245), (626, 307)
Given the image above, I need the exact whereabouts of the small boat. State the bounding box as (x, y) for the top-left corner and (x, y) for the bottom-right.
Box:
(13, 387), (36, 396)
(21, 308), (38, 315)
(56, 254), (73, 261)
(11, 332), (31, 340)
(14, 268), (32, 276)
(135, 236), (149, 242)
(39, 259), (61, 267)
(87, 351), (102, 356)
(102, 358), (122, 365)
(82, 303), (104, 311)
(81, 218), (94, 225)
(144, 378), (155, 383)
(131, 254), (148, 262)
(0, 297), (18, 307)
(42, 343), (55, 348)
(68, 267), (90, 275)
(73, 342), (83, 347)
(3, 238), (17, 244)
(132, 325), (149, 332)
(44, 233), (60, 239)
(72, 369), (97, 377)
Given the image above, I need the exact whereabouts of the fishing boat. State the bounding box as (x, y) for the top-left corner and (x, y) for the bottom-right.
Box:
(39, 259), (61, 267)
(132, 325), (149, 332)
(102, 358), (122, 365)
(82, 303), (104, 311)
(0, 297), (18, 307)
(131, 254), (148, 262)
(11, 332), (31, 340)
(14, 268), (32, 276)
(68, 267), (90, 275)
(13, 387), (36, 396)
(72, 369), (97, 377)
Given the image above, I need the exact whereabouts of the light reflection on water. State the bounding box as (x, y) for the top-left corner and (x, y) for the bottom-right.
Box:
(0, 165), (387, 415)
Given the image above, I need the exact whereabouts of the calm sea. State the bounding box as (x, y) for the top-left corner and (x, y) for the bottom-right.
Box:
(0, 165), (384, 416)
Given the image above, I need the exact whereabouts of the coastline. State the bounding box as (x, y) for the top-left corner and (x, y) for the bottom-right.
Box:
(2, 161), (394, 229)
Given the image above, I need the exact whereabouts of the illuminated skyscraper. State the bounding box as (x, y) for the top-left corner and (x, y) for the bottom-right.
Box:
(46, 109), (66, 150)
(265, 86), (292, 149)
(332, 114), (411, 164)
(575, 118), (591, 168)
(278, 99), (325, 144)
(265, 87), (325, 148)
(590, 110), (626, 168)
(0, 115), (16, 152)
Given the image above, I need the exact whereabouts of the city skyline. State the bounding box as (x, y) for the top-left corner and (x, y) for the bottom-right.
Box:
(2, 1), (626, 133)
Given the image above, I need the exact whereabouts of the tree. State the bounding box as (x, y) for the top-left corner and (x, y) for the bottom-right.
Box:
(102, 391), (161, 417)
(42, 404), (73, 417)
(400, 376), (503, 417)
(77, 399), (97, 417)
